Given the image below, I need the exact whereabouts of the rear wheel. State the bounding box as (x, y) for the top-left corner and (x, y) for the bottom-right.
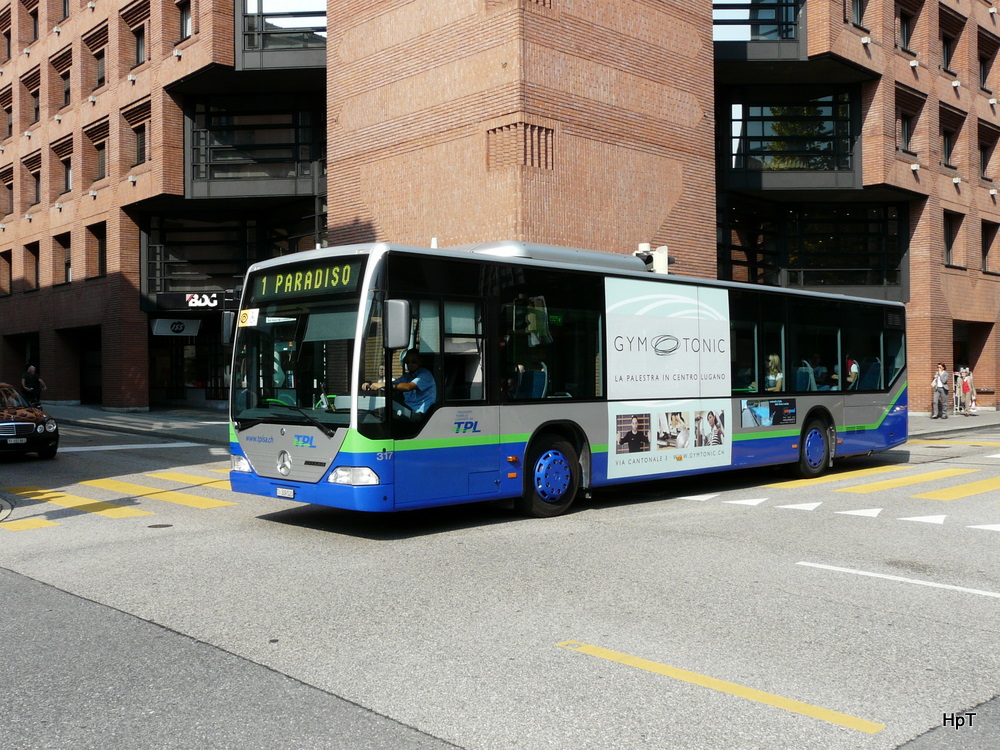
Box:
(516, 435), (580, 517)
(795, 419), (829, 478)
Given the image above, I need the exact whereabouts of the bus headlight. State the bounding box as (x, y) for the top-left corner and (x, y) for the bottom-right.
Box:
(231, 455), (253, 473)
(328, 466), (380, 485)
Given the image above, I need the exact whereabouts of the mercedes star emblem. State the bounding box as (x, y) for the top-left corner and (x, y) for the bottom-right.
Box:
(276, 450), (292, 476)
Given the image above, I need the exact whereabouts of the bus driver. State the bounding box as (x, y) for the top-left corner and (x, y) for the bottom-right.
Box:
(363, 349), (437, 417)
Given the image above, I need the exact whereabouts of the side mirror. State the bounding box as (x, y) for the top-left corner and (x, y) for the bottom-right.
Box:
(384, 299), (411, 350)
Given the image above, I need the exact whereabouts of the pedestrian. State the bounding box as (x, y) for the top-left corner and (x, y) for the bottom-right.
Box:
(20, 365), (46, 406)
(931, 362), (949, 419)
(959, 366), (977, 416)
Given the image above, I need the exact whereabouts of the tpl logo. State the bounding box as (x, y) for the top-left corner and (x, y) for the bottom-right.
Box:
(293, 435), (317, 449)
(453, 421), (482, 434)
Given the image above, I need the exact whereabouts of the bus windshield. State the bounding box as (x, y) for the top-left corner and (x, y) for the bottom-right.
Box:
(231, 257), (368, 430)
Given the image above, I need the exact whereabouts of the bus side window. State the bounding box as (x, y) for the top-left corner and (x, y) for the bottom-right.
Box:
(442, 300), (484, 402)
(729, 291), (759, 393)
(499, 271), (603, 401)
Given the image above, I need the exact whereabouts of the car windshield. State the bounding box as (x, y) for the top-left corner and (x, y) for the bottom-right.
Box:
(1, 385), (29, 410)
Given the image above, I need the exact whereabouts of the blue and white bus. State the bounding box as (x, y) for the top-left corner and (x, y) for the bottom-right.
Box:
(229, 241), (907, 516)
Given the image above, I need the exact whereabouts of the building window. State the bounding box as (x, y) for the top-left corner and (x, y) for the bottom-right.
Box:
(851, 0), (867, 27)
(192, 102), (319, 179)
(899, 112), (915, 153)
(944, 211), (962, 266)
(179, 1), (192, 40)
(86, 222), (106, 279)
(243, 0), (326, 51)
(95, 142), (106, 180)
(0, 249), (11, 295)
(28, 9), (38, 43)
(730, 89), (854, 171)
(61, 156), (72, 193)
(30, 170), (40, 205)
(133, 25), (146, 67)
(898, 11), (914, 53)
(25, 242), (39, 290)
(55, 232), (71, 284)
(942, 129), (956, 168)
(0, 166), (12, 215)
(983, 221), (998, 273)
(61, 70), (70, 107)
(61, 0), (70, 22)
(941, 34), (955, 72)
(29, 88), (39, 124)
(134, 123), (146, 165)
(95, 49), (106, 89)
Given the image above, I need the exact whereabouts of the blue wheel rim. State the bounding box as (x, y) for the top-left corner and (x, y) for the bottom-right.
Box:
(803, 427), (826, 470)
(534, 449), (571, 503)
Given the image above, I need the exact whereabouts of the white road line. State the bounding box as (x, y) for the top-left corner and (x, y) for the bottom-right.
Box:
(797, 562), (1000, 599)
(59, 443), (203, 452)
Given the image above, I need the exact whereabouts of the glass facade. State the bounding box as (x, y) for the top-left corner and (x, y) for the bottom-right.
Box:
(719, 201), (906, 287)
(713, 0), (799, 42)
(731, 90), (853, 171)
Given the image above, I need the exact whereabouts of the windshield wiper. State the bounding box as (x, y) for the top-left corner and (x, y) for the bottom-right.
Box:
(264, 399), (336, 438)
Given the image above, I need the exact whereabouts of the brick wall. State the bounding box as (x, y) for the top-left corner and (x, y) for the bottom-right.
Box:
(327, 0), (716, 276)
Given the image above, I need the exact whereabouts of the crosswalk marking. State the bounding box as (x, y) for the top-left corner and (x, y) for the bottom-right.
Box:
(913, 477), (1000, 501)
(765, 466), (905, 488)
(835, 468), (979, 494)
(2, 486), (153, 518)
(146, 472), (231, 490)
(80, 479), (235, 509)
(0, 517), (59, 531)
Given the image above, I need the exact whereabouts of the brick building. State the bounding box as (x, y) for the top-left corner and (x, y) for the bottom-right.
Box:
(0, 0), (994, 414)
(715, 0), (1000, 410)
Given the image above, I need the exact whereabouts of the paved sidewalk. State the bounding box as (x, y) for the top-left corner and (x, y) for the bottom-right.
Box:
(41, 402), (1000, 448)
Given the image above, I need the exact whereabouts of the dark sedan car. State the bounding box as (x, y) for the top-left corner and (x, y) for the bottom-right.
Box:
(0, 382), (58, 459)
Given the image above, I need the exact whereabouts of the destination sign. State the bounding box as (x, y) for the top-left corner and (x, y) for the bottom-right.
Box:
(252, 260), (363, 302)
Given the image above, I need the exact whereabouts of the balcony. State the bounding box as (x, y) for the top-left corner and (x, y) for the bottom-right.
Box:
(240, 1), (326, 71)
(714, 0), (803, 64)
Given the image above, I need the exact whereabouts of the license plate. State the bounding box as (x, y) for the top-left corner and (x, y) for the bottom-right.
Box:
(276, 487), (294, 498)
(6, 438), (26, 444)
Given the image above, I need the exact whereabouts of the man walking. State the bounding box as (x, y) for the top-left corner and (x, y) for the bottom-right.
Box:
(931, 362), (949, 419)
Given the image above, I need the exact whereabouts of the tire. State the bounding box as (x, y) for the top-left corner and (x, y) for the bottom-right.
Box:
(795, 419), (829, 478)
(516, 436), (580, 518)
(37, 447), (57, 459)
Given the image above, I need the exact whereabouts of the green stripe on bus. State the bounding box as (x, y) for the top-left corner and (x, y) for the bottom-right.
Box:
(733, 381), (908, 442)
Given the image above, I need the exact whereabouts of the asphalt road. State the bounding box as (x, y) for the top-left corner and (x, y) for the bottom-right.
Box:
(2, 424), (1000, 749)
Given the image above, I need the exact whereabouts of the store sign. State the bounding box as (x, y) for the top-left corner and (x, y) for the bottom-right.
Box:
(151, 319), (202, 336)
(155, 292), (223, 310)
(186, 293), (219, 308)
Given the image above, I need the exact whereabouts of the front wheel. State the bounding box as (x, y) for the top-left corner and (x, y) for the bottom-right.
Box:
(516, 436), (580, 518)
(795, 419), (829, 478)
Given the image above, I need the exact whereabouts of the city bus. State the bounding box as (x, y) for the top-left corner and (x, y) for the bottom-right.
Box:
(229, 241), (907, 517)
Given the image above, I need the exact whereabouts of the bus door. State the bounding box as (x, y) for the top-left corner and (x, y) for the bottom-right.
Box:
(390, 299), (502, 507)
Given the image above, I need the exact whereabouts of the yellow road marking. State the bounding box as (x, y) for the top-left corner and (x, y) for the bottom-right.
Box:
(557, 641), (886, 735)
(914, 477), (1000, 501)
(147, 472), (231, 490)
(835, 468), (979, 494)
(766, 466), (905, 489)
(3, 486), (152, 518)
(0, 518), (59, 531)
(80, 479), (235, 509)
